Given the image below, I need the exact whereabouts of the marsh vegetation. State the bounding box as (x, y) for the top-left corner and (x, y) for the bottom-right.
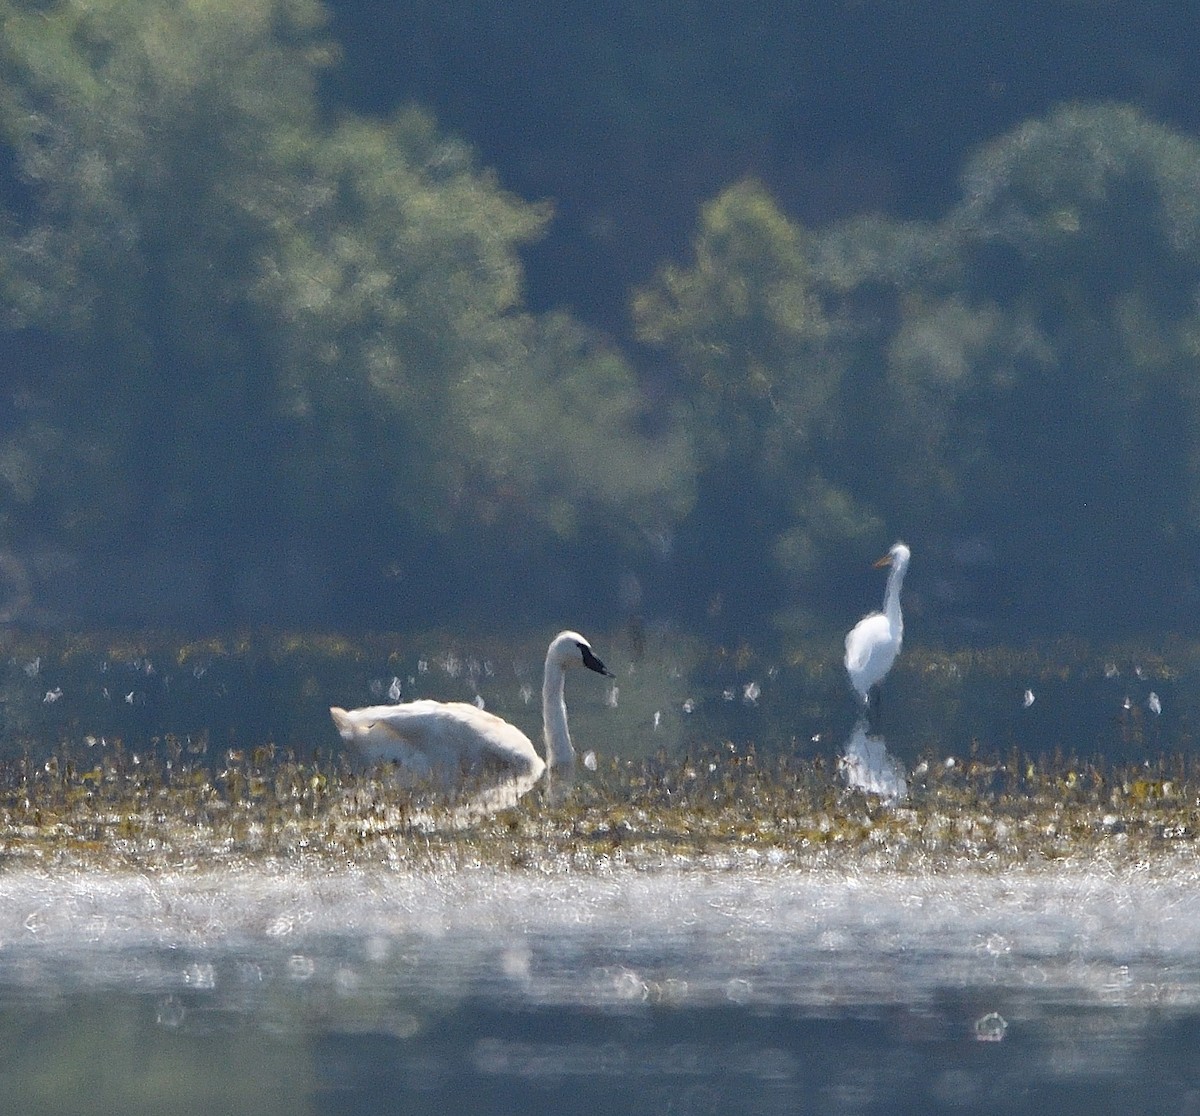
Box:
(0, 630), (1195, 875)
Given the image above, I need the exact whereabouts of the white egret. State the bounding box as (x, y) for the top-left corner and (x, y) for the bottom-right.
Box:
(844, 541), (911, 706)
(330, 631), (612, 808)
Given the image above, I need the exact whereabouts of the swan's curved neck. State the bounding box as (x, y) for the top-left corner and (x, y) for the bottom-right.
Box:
(883, 561), (907, 630)
(542, 660), (576, 774)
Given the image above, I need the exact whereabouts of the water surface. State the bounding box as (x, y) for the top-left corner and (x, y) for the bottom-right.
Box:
(4, 861), (1200, 1114)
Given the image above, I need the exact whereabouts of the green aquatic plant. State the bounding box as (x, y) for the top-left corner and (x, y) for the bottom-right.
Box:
(3, 736), (1200, 877)
(0, 624), (1199, 880)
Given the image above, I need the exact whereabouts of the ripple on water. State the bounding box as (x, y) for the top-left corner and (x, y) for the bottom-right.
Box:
(1, 862), (1200, 1013)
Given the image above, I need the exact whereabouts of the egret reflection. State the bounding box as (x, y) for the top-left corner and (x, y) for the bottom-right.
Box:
(839, 717), (908, 802)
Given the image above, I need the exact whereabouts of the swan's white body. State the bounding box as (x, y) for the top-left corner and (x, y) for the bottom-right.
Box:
(844, 542), (911, 704)
(330, 631), (611, 806)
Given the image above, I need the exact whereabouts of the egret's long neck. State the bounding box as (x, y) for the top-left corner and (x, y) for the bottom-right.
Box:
(542, 663), (576, 773)
(884, 562), (906, 633)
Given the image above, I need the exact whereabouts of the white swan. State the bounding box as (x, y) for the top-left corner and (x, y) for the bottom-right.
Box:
(330, 630), (612, 807)
(844, 541), (911, 705)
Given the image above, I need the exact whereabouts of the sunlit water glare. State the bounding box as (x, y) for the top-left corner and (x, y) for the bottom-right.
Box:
(5, 862), (1200, 1006)
(5, 861), (1200, 1113)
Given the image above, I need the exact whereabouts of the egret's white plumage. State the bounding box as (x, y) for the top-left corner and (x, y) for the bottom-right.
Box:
(330, 631), (612, 808)
(844, 542), (911, 705)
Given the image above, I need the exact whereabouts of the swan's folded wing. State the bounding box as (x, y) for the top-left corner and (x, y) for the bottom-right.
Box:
(330, 701), (445, 773)
(332, 700), (543, 781)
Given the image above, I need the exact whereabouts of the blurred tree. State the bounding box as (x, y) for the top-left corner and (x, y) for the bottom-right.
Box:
(0, 0), (349, 567)
(633, 179), (875, 635)
(461, 311), (693, 538)
(638, 106), (1200, 642)
(815, 103), (1200, 637)
(0, 0), (690, 627)
(930, 103), (1200, 632)
(327, 0), (1200, 341)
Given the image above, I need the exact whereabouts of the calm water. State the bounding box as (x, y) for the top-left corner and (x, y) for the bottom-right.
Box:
(4, 863), (1200, 1114)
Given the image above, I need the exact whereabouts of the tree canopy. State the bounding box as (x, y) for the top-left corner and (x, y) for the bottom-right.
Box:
(635, 105), (1200, 640)
(0, 1), (1198, 644)
(0, 0), (689, 627)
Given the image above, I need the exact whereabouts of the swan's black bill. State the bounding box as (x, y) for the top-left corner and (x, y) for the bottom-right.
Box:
(579, 643), (614, 677)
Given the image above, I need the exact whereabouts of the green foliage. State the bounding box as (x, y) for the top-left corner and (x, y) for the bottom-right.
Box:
(2, 0), (1200, 645)
(251, 106), (555, 531)
(633, 179), (829, 465)
(461, 311), (694, 537)
(0, 0), (337, 542)
(633, 180), (870, 634)
(948, 104), (1200, 529)
(876, 103), (1200, 629)
(633, 105), (1200, 640)
(0, 0), (689, 619)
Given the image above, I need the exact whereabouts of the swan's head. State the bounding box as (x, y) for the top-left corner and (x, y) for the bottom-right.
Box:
(548, 630), (614, 677)
(873, 541), (911, 571)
